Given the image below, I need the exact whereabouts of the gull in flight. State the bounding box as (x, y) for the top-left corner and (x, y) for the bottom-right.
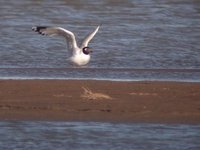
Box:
(32, 25), (100, 66)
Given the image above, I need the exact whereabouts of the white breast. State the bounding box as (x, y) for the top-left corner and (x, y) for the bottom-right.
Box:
(70, 53), (91, 66)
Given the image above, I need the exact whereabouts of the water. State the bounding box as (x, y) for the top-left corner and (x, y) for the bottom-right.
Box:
(1, 1), (200, 149)
(0, 0), (200, 81)
(0, 121), (199, 150)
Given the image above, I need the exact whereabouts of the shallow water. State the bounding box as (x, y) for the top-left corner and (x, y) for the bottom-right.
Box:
(1, 1), (200, 149)
(0, 0), (200, 81)
(0, 121), (200, 150)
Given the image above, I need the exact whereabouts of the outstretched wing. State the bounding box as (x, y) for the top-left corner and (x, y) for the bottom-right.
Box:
(81, 25), (100, 48)
(32, 26), (78, 52)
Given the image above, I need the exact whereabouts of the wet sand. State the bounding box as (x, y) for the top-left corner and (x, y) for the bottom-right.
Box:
(0, 80), (200, 124)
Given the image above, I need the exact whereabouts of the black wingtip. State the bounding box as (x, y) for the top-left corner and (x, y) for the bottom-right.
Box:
(32, 26), (49, 36)
(32, 26), (48, 32)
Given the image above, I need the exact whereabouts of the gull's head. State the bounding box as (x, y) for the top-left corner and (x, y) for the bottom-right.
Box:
(82, 47), (93, 55)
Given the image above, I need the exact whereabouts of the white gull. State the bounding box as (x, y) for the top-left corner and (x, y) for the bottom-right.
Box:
(32, 25), (100, 66)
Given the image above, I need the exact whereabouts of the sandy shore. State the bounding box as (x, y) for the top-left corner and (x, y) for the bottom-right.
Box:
(0, 80), (200, 124)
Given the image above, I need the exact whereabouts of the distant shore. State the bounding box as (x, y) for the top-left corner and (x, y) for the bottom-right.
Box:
(0, 80), (200, 124)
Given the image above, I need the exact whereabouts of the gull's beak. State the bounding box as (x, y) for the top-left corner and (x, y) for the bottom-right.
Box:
(88, 48), (93, 53)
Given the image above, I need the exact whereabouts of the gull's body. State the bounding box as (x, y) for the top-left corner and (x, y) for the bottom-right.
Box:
(32, 25), (100, 66)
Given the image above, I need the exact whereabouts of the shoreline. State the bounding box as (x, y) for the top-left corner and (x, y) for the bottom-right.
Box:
(0, 78), (200, 84)
(0, 80), (200, 124)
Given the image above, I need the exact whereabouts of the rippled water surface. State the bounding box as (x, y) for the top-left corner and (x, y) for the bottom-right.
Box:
(1, 1), (200, 149)
(0, 0), (200, 80)
(0, 121), (200, 150)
